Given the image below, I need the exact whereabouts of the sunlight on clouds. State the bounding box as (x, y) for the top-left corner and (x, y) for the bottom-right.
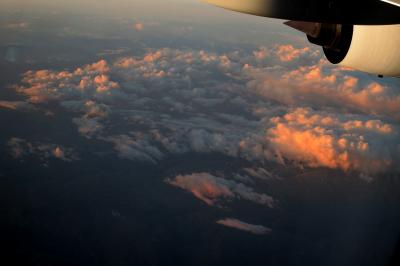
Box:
(267, 108), (399, 174)
(246, 54), (400, 120)
(275, 44), (311, 62)
(7, 44), (400, 176)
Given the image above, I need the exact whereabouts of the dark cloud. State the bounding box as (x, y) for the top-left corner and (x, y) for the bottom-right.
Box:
(7, 137), (78, 163)
(0, 100), (36, 111)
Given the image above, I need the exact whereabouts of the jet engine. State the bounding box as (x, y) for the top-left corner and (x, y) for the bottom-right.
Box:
(206, 0), (400, 77)
(288, 22), (400, 77)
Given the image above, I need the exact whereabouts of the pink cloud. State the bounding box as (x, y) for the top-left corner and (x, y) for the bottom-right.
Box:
(217, 218), (271, 235)
(167, 173), (234, 206)
(0, 101), (35, 111)
(134, 22), (144, 31)
(15, 60), (119, 103)
(166, 173), (274, 207)
(275, 44), (310, 62)
(52, 147), (65, 160)
(266, 108), (399, 174)
(246, 61), (400, 120)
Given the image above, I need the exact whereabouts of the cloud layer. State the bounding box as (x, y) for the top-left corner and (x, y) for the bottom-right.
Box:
(8, 45), (400, 176)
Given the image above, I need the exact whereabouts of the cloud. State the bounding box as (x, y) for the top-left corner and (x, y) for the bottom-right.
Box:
(250, 44), (321, 67)
(61, 100), (110, 138)
(242, 167), (281, 181)
(134, 22), (144, 31)
(15, 60), (118, 104)
(73, 117), (104, 138)
(165, 173), (274, 207)
(7, 138), (78, 163)
(216, 218), (271, 235)
(7, 45), (400, 176)
(105, 134), (164, 164)
(65, 100), (110, 138)
(246, 59), (400, 120)
(0, 101), (36, 111)
(130, 21), (160, 32)
(7, 138), (25, 159)
(52, 146), (65, 160)
(275, 44), (311, 62)
(5, 22), (29, 29)
(265, 108), (399, 175)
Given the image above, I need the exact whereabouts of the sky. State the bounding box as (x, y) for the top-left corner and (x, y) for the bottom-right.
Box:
(0, 1), (400, 266)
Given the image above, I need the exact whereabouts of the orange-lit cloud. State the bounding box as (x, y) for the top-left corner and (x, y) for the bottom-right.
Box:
(266, 108), (399, 174)
(0, 100), (35, 111)
(53, 147), (65, 160)
(275, 44), (310, 62)
(16, 60), (118, 103)
(166, 173), (274, 207)
(134, 22), (144, 31)
(217, 218), (271, 235)
(246, 59), (400, 120)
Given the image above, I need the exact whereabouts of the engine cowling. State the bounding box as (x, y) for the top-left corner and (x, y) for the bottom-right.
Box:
(309, 24), (400, 77)
(205, 0), (400, 77)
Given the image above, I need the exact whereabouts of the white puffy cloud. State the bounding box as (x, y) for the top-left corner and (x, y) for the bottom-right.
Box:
(216, 218), (271, 235)
(165, 173), (275, 207)
(105, 134), (164, 164)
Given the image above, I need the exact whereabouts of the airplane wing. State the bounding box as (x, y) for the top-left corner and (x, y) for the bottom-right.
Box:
(381, 0), (400, 7)
(206, 0), (400, 25)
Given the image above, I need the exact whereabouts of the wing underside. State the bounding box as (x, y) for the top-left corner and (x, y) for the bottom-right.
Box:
(381, 0), (400, 7)
(206, 0), (400, 25)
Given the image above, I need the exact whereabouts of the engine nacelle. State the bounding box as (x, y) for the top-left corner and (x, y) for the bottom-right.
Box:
(311, 24), (400, 77)
(206, 0), (400, 77)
